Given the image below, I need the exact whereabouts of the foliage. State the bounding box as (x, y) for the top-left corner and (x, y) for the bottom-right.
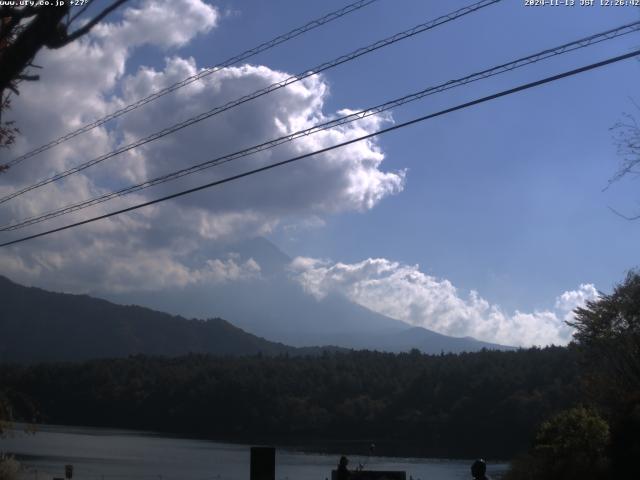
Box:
(570, 270), (640, 344)
(534, 407), (609, 472)
(0, 392), (11, 437)
(568, 270), (640, 412)
(0, 94), (18, 154)
(0, 387), (39, 441)
(506, 270), (640, 479)
(0, 456), (20, 480)
(0, 346), (580, 459)
(505, 407), (610, 480)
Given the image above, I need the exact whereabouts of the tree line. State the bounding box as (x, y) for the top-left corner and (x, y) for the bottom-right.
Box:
(1, 346), (580, 459)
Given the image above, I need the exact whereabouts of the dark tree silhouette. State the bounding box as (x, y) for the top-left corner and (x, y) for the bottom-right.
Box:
(504, 407), (611, 480)
(0, 392), (10, 436)
(567, 269), (640, 407)
(569, 271), (640, 478)
(505, 271), (640, 480)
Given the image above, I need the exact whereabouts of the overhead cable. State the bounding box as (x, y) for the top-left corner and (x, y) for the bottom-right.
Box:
(1, 0), (380, 168)
(2, 47), (638, 248)
(0, 0), (502, 205)
(2, 20), (638, 232)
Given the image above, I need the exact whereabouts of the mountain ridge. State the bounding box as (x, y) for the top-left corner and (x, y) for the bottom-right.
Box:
(1, 249), (513, 363)
(0, 274), (344, 363)
(105, 237), (513, 353)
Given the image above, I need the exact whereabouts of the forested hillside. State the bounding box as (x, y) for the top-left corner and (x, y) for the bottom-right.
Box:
(0, 275), (338, 361)
(0, 347), (580, 459)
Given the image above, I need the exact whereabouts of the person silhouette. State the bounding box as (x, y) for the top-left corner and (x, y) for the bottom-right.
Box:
(471, 459), (490, 480)
(337, 456), (350, 480)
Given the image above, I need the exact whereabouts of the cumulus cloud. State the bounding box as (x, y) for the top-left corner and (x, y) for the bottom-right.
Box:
(0, 0), (404, 293)
(94, 0), (218, 49)
(1, 0), (219, 184)
(555, 283), (599, 321)
(289, 257), (599, 347)
(109, 61), (404, 214)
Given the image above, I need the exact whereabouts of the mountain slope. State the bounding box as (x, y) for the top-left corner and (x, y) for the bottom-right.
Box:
(106, 237), (514, 353)
(0, 275), (331, 363)
(0, 240), (513, 360)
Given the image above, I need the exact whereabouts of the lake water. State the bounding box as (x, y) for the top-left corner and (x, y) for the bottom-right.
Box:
(1, 425), (508, 480)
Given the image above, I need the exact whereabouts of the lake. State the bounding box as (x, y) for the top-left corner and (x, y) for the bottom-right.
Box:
(1, 424), (508, 480)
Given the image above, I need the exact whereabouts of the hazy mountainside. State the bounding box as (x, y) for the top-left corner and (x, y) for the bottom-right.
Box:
(109, 237), (513, 353)
(0, 237), (512, 361)
(0, 275), (339, 363)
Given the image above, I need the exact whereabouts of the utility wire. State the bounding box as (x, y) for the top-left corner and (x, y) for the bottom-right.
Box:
(2, 20), (638, 232)
(1, 0), (380, 168)
(2, 47), (638, 248)
(0, 0), (502, 205)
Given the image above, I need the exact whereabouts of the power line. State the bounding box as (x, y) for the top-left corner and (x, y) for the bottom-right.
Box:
(0, 0), (502, 205)
(2, 47), (638, 249)
(3, 20), (638, 232)
(1, 0), (380, 168)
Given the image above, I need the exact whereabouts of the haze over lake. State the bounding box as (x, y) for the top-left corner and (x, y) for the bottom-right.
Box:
(2, 424), (507, 480)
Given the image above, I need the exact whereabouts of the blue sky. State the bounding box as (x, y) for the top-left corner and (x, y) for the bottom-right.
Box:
(0, 0), (638, 345)
(231, 0), (640, 311)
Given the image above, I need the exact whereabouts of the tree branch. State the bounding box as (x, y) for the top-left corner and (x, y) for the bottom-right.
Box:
(608, 206), (640, 221)
(48, 0), (129, 48)
(16, 74), (39, 82)
(0, 6), (69, 94)
(68, 0), (94, 26)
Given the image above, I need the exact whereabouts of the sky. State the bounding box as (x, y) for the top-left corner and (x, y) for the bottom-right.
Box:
(0, 0), (638, 347)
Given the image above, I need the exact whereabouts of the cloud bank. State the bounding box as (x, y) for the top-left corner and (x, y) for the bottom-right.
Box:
(290, 256), (599, 347)
(0, 1), (599, 349)
(0, 0), (404, 293)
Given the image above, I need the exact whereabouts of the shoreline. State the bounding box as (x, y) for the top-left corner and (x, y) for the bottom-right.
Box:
(8, 422), (511, 463)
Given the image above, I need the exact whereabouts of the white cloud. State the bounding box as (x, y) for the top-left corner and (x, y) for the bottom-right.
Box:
(555, 283), (599, 322)
(289, 256), (599, 347)
(93, 0), (218, 49)
(0, 0), (404, 294)
(109, 61), (405, 215)
(2, 0), (219, 184)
